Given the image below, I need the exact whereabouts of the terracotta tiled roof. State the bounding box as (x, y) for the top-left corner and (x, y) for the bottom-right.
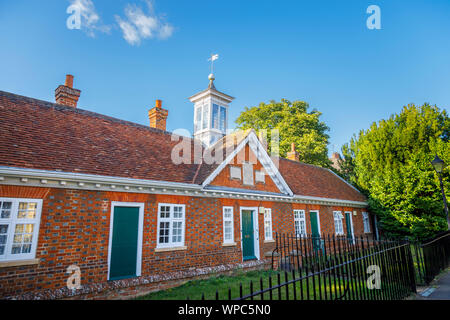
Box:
(278, 158), (366, 202)
(0, 90), (366, 202)
(0, 90), (201, 184)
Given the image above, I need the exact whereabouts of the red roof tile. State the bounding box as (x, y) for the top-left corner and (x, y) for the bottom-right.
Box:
(0, 91), (201, 184)
(278, 158), (366, 202)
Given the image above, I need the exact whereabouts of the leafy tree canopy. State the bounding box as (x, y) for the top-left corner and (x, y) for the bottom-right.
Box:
(235, 99), (331, 167)
(339, 104), (450, 240)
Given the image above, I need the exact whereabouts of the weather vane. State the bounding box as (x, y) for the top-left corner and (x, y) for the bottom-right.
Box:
(208, 53), (219, 75)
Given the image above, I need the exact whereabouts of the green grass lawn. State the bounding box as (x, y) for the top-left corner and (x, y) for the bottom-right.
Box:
(136, 268), (411, 300)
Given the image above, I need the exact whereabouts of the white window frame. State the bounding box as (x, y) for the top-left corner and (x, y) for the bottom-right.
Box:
(194, 105), (202, 133)
(333, 211), (344, 235)
(212, 103), (219, 130)
(219, 105), (227, 132)
(211, 103), (227, 132)
(294, 210), (306, 237)
(264, 208), (273, 241)
(156, 203), (186, 249)
(223, 206), (234, 244)
(0, 198), (43, 262)
(202, 103), (210, 130)
(362, 212), (371, 233)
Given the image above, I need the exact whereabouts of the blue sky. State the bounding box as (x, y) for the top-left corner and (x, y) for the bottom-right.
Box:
(1, 0), (449, 155)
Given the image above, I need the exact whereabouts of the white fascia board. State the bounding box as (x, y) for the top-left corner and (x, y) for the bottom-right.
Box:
(0, 166), (201, 190)
(0, 166), (368, 207)
(293, 194), (368, 207)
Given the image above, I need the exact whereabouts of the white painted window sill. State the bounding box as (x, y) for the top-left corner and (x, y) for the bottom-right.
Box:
(264, 239), (275, 243)
(0, 258), (40, 268)
(154, 246), (187, 253)
(222, 242), (237, 247)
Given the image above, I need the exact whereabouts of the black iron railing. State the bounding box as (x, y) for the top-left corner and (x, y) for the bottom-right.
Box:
(193, 233), (417, 300)
(191, 231), (450, 300)
(411, 230), (450, 285)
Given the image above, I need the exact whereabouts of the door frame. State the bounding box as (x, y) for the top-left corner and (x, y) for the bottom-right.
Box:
(344, 211), (355, 242)
(239, 207), (260, 261)
(107, 202), (145, 281)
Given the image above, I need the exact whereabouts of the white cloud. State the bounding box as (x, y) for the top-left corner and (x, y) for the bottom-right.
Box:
(158, 23), (174, 40)
(115, 0), (174, 45)
(68, 0), (111, 37)
(115, 17), (140, 46)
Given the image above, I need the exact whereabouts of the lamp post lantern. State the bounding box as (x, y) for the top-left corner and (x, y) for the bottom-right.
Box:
(431, 155), (449, 229)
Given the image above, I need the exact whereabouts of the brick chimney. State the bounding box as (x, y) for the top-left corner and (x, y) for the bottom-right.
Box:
(55, 75), (81, 108)
(287, 143), (299, 161)
(148, 100), (169, 131)
(330, 152), (341, 169)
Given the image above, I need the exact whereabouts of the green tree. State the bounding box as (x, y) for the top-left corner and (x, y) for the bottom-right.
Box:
(337, 141), (357, 184)
(235, 99), (331, 167)
(340, 104), (450, 240)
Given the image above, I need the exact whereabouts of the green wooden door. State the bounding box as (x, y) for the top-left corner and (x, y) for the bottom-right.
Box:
(242, 210), (256, 261)
(345, 212), (354, 244)
(309, 211), (321, 251)
(109, 206), (140, 280)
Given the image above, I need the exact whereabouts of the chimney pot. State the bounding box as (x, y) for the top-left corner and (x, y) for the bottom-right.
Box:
(330, 152), (341, 169)
(155, 100), (162, 109)
(287, 142), (300, 162)
(332, 152), (341, 159)
(65, 75), (74, 88)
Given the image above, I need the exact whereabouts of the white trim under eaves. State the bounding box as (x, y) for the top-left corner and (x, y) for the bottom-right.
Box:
(293, 194), (367, 207)
(0, 166), (368, 207)
(201, 131), (294, 197)
(188, 88), (235, 104)
(0, 166), (200, 190)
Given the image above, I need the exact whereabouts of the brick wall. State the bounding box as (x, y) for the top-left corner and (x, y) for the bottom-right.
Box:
(0, 185), (371, 299)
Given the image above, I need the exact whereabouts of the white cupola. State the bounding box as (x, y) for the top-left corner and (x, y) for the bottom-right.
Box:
(188, 73), (234, 147)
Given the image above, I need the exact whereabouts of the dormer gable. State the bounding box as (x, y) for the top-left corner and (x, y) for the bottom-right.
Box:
(202, 130), (293, 196)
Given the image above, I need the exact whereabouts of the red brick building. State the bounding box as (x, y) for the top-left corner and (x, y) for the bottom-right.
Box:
(0, 75), (373, 299)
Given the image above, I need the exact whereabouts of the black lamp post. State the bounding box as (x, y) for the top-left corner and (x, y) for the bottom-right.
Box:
(431, 155), (449, 230)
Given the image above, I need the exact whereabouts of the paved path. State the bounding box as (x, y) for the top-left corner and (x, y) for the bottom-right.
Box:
(417, 268), (450, 300)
